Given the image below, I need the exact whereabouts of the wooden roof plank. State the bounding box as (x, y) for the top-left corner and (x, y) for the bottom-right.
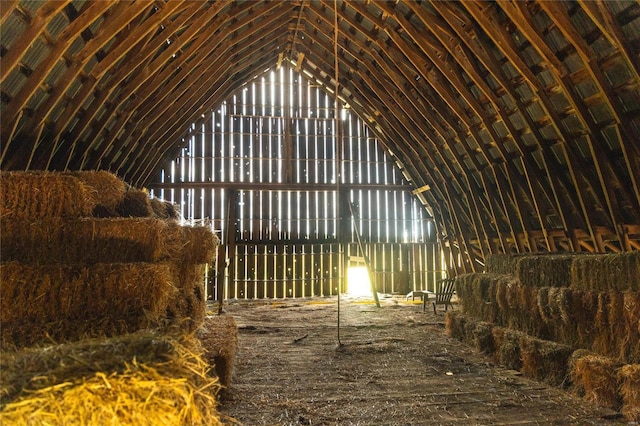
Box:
(63, 1), (209, 167)
(0, 0), (71, 80)
(0, 0), (19, 27)
(99, 2), (292, 168)
(1, 1), (113, 135)
(300, 15), (486, 262)
(3, 1), (150, 148)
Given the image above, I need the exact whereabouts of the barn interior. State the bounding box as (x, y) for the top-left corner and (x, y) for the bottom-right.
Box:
(1, 0), (639, 424)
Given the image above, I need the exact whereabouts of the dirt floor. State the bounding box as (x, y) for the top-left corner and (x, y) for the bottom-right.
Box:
(216, 295), (624, 425)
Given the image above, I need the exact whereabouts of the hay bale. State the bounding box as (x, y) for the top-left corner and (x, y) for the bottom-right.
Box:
(570, 354), (622, 411)
(573, 290), (599, 351)
(515, 254), (575, 288)
(197, 315), (238, 388)
(150, 197), (179, 219)
(518, 284), (546, 337)
(70, 171), (127, 217)
(472, 321), (494, 354)
(1, 218), (171, 264)
(0, 262), (176, 349)
(167, 264), (207, 333)
(618, 364), (640, 422)
(0, 218), (216, 266)
(592, 292), (612, 356)
(452, 273), (475, 315)
(518, 334), (573, 387)
(537, 287), (552, 323)
(0, 330), (222, 424)
(0, 171), (96, 219)
(176, 225), (218, 265)
(554, 287), (573, 325)
(491, 327), (522, 371)
(622, 292), (640, 363)
(116, 188), (153, 217)
(547, 288), (580, 347)
(445, 311), (467, 341)
(571, 252), (639, 292)
(484, 253), (524, 274)
(455, 273), (504, 321)
(495, 275), (511, 312)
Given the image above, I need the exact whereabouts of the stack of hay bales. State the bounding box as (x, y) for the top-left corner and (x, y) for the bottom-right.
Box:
(0, 171), (216, 346)
(447, 252), (640, 421)
(0, 171), (233, 424)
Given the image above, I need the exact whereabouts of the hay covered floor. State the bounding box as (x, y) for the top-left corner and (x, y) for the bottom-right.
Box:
(218, 296), (623, 425)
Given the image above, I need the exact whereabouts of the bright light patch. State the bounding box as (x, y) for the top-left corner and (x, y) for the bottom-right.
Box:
(347, 266), (372, 297)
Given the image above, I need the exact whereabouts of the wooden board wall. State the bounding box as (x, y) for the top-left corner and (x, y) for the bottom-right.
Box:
(150, 65), (442, 299)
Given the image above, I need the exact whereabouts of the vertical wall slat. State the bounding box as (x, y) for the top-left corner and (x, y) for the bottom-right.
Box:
(153, 64), (443, 300)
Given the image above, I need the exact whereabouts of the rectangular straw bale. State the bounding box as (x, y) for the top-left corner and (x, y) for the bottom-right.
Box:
(2, 315), (150, 351)
(1, 218), (217, 266)
(0, 330), (222, 424)
(150, 197), (179, 219)
(484, 253), (525, 274)
(471, 321), (495, 354)
(69, 171), (127, 217)
(516, 284), (546, 337)
(572, 290), (599, 348)
(618, 364), (640, 422)
(197, 315), (238, 388)
(166, 225), (219, 265)
(453, 274), (475, 314)
(570, 354), (623, 411)
(536, 289), (637, 363)
(515, 254), (575, 288)
(166, 264), (207, 333)
(454, 273), (503, 321)
(491, 326), (523, 371)
(1, 262), (175, 348)
(542, 287), (580, 347)
(622, 292), (640, 363)
(0, 171), (95, 219)
(591, 292), (612, 356)
(1, 218), (170, 264)
(571, 252), (639, 292)
(444, 311), (468, 341)
(116, 188), (153, 217)
(518, 334), (573, 387)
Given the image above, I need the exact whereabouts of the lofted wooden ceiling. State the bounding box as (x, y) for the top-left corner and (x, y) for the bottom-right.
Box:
(1, 0), (640, 268)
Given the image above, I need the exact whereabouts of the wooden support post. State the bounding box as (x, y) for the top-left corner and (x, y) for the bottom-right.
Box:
(215, 243), (225, 314)
(225, 190), (238, 300)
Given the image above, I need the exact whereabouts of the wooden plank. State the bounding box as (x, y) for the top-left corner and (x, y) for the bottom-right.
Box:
(5, 1), (148, 145)
(122, 3), (291, 180)
(0, 0), (71, 82)
(126, 32), (286, 183)
(100, 1), (286, 172)
(2, 0), (113, 149)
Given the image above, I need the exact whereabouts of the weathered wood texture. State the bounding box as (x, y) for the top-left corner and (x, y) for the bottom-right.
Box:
(150, 66), (441, 299)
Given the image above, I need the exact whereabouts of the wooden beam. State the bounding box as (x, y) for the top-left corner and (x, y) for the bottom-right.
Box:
(0, 0), (71, 81)
(2, 2), (149, 140)
(64, 1), (211, 169)
(147, 182), (413, 192)
(579, 0), (640, 81)
(100, 1), (291, 173)
(2, 0), (113, 143)
(0, 0), (19, 27)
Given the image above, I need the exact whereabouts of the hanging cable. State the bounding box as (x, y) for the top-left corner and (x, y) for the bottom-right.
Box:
(334, 0), (342, 347)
